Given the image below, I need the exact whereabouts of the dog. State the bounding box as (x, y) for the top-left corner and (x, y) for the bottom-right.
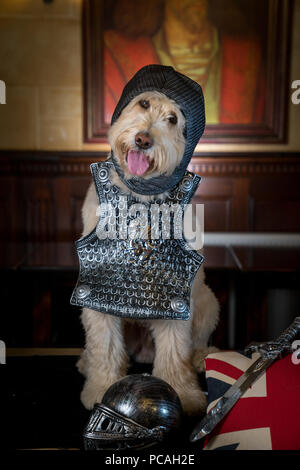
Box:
(75, 67), (219, 415)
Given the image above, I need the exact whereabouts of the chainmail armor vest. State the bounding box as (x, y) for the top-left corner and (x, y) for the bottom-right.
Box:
(70, 160), (204, 320)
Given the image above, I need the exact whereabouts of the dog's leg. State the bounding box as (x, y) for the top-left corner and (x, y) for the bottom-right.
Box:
(150, 319), (207, 415)
(78, 308), (128, 410)
(191, 280), (220, 373)
(78, 182), (129, 407)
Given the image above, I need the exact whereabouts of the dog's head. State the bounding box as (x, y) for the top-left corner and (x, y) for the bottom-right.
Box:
(108, 65), (205, 195)
(108, 90), (186, 180)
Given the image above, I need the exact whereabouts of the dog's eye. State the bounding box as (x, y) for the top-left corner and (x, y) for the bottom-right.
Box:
(139, 100), (150, 109)
(168, 114), (177, 125)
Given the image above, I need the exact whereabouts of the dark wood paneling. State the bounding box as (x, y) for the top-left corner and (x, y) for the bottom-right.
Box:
(0, 177), (15, 241)
(249, 174), (300, 232)
(21, 177), (56, 243)
(193, 177), (234, 231)
(191, 154), (300, 233)
(1, 151), (299, 350)
(0, 151), (300, 241)
(53, 177), (90, 241)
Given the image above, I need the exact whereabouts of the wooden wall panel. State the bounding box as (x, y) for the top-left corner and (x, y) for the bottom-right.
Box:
(0, 151), (299, 242)
(0, 177), (15, 241)
(249, 175), (300, 232)
(22, 178), (56, 242)
(193, 177), (234, 232)
(53, 177), (90, 242)
(68, 178), (90, 239)
(194, 177), (250, 232)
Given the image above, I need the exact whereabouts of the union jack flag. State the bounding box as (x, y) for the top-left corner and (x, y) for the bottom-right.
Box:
(203, 351), (300, 450)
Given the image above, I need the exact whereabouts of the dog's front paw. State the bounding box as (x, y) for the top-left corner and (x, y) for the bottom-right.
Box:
(192, 346), (219, 373)
(80, 379), (108, 410)
(176, 385), (207, 416)
(76, 355), (86, 376)
(153, 369), (207, 416)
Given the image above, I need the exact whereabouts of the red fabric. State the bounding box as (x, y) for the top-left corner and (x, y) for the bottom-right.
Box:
(103, 30), (265, 126)
(220, 35), (265, 123)
(104, 31), (160, 124)
(204, 353), (300, 450)
(205, 358), (245, 381)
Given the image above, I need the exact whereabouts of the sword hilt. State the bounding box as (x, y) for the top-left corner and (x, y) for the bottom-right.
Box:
(276, 316), (300, 344)
(245, 316), (300, 359)
(190, 317), (300, 444)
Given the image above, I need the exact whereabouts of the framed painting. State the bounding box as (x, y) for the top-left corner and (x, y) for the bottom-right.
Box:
(83, 0), (292, 144)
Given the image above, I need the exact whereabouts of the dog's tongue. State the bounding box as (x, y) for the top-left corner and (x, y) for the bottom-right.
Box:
(127, 150), (150, 176)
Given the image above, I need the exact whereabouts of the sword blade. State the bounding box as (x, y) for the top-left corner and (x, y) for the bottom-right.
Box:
(190, 355), (274, 442)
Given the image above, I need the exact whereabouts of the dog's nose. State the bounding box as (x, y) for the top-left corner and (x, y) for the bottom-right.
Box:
(135, 132), (153, 150)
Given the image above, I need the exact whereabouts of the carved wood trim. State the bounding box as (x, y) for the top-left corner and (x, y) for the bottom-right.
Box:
(190, 156), (300, 175)
(0, 151), (299, 240)
(0, 151), (299, 176)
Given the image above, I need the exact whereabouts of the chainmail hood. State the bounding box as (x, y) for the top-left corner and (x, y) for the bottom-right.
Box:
(110, 64), (205, 195)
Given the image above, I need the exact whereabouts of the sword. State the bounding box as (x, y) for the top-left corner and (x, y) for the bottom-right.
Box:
(190, 316), (300, 442)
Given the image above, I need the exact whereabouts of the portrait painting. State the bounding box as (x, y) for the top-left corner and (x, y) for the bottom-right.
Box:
(83, 0), (291, 143)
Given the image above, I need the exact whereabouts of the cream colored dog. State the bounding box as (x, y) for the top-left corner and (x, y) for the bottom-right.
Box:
(77, 91), (219, 415)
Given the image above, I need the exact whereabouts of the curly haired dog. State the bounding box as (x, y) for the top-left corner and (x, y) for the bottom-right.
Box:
(76, 85), (219, 415)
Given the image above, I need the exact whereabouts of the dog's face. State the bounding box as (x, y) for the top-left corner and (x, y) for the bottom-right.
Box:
(108, 91), (186, 179)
